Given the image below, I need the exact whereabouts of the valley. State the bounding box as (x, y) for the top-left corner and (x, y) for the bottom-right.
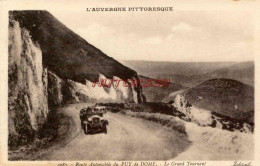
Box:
(122, 60), (254, 87)
(7, 10), (255, 161)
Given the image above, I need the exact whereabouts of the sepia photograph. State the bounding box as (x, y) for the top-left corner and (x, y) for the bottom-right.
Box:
(0, 0), (259, 165)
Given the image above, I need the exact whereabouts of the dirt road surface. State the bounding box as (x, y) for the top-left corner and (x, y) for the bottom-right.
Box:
(40, 103), (190, 160)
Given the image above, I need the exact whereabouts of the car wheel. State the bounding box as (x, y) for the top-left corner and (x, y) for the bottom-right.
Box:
(84, 124), (88, 135)
(104, 125), (107, 134)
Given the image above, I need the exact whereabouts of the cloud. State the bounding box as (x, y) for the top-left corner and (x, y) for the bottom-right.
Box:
(71, 21), (253, 62)
(171, 22), (193, 33)
(51, 9), (254, 62)
(75, 23), (115, 43)
(139, 36), (162, 45)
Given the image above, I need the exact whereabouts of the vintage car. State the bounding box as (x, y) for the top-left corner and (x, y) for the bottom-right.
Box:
(79, 106), (109, 134)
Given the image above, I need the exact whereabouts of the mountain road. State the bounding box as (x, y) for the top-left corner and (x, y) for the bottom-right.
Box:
(40, 103), (189, 160)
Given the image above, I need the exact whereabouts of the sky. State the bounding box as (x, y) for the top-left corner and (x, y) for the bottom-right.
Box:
(50, 9), (255, 62)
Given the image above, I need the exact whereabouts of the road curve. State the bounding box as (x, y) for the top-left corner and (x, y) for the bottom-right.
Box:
(40, 103), (190, 160)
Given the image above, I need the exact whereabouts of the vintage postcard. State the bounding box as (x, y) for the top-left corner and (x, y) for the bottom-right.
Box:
(0, 0), (259, 166)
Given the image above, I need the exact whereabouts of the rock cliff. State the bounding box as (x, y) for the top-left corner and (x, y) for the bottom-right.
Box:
(8, 11), (145, 147)
(8, 20), (48, 146)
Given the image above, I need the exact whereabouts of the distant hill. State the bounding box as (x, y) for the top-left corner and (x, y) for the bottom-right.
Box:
(182, 78), (254, 123)
(121, 60), (237, 76)
(139, 75), (187, 102)
(122, 60), (254, 88)
(204, 62), (254, 87)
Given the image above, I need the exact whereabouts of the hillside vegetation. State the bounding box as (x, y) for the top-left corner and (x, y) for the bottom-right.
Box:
(11, 11), (139, 84)
(183, 78), (254, 123)
(139, 75), (186, 102)
(8, 10), (145, 149)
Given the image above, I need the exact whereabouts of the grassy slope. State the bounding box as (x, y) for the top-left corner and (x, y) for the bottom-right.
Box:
(10, 11), (138, 83)
(139, 75), (186, 102)
(183, 78), (254, 123)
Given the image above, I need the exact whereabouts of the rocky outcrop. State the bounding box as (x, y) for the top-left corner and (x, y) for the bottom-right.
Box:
(47, 71), (63, 107)
(184, 78), (254, 123)
(8, 11), (145, 147)
(65, 74), (141, 103)
(10, 10), (145, 103)
(173, 95), (253, 133)
(8, 20), (49, 146)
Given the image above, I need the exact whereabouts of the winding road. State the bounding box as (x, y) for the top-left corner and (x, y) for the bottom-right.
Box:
(40, 103), (190, 160)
